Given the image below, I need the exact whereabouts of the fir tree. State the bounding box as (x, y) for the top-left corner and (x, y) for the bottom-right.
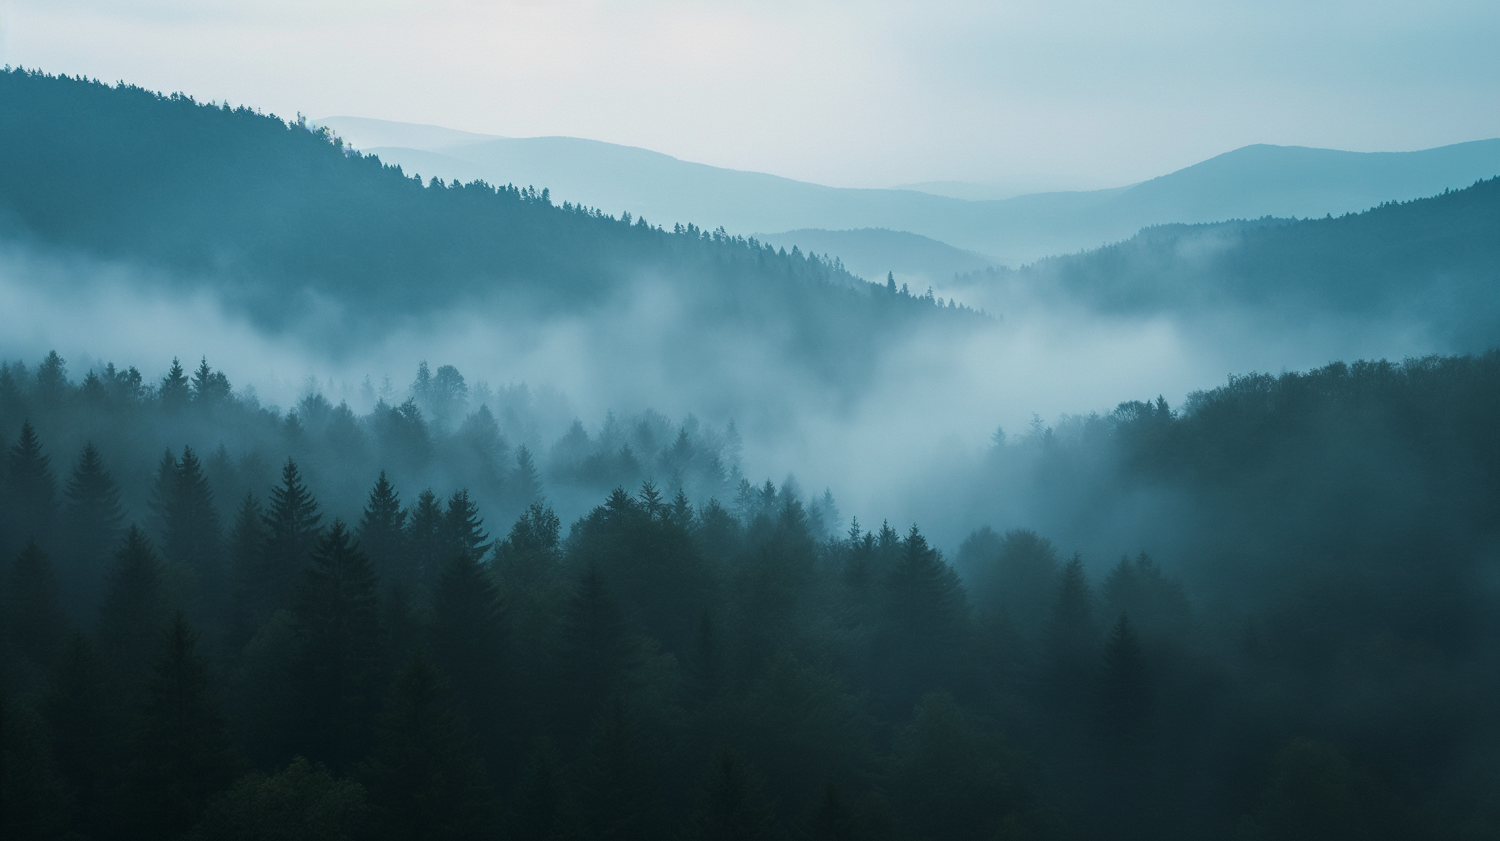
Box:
(357, 471), (406, 588)
(582, 700), (658, 841)
(118, 614), (243, 840)
(290, 520), (383, 770)
(510, 738), (575, 841)
(159, 445), (225, 612)
(1097, 615), (1151, 748)
(442, 489), (490, 564)
(557, 566), (637, 735)
(360, 653), (496, 841)
(98, 525), (170, 692)
(61, 442), (125, 618)
(225, 492), (267, 656)
(260, 458), (321, 616)
(4, 419), (58, 552)
(159, 357), (191, 410)
(511, 445), (543, 508)
(0, 692), (73, 841)
(6, 540), (68, 679)
(189, 357), (231, 408)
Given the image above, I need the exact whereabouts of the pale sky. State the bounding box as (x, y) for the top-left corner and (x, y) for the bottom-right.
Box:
(3, 0), (1496, 189)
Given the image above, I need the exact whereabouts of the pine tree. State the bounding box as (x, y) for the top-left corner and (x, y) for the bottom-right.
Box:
(289, 520), (383, 770)
(159, 357), (191, 410)
(442, 489), (489, 564)
(683, 750), (775, 841)
(494, 501), (562, 590)
(98, 525), (170, 692)
(1043, 554), (1098, 724)
(360, 653), (496, 841)
(405, 488), (444, 592)
(511, 445), (543, 508)
(118, 614), (243, 840)
(160, 446), (225, 613)
(189, 357), (231, 408)
(61, 442), (126, 619)
(4, 419), (58, 553)
(357, 472), (406, 588)
(260, 458), (321, 616)
(6, 540), (68, 679)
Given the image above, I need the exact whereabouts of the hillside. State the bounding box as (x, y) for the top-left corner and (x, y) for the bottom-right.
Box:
(320, 116), (1500, 267)
(961, 178), (1500, 350)
(0, 70), (973, 394)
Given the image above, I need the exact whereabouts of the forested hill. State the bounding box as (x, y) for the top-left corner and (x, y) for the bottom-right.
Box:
(0, 69), (972, 340)
(965, 177), (1500, 348)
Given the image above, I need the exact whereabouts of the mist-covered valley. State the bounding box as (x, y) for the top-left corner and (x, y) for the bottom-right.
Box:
(3, 67), (1500, 841)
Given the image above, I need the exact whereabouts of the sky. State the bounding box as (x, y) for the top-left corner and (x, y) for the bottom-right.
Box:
(2, 0), (1497, 190)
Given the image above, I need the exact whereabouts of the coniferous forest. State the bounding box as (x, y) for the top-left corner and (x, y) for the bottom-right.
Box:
(3, 69), (1500, 841)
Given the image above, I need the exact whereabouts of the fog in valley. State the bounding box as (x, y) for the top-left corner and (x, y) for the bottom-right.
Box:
(1, 21), (1498, 841)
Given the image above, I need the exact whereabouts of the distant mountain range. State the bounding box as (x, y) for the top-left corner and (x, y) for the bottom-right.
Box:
(318, 115), (1500, 277)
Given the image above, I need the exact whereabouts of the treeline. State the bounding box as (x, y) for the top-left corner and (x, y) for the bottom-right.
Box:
(0, 68), (979, 393)
(5, 352), (1500, 839)
(961, 177), (1500, 349)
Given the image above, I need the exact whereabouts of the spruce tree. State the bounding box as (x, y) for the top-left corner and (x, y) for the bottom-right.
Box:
(6, 540), (68, 680)
(61, 442), (126, 619)
(260, 458), (321, 616)
(357, 472), (406, 588)
(4, 420), (58, 553)
(0, 692), (73, 841)
(557, 567), (636, 736)
(360, 653), (496, 841)
(159, 357), (191, 410)
(159, 446), (225, 613)
(189, 357), (231, 408)
(1042, 554), (1098, 726)
(511, 445), (543, 508)
(119, 614), (243, 840)
(290, 520), (383, 770)
(442, 489), (489, 564)
(98, 525), (170, 692)
(405, 489), (444, 592)
(1097, 615), (1151, 748)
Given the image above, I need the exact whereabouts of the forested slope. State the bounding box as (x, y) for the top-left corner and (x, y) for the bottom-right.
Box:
(964, 177), (1500, 347)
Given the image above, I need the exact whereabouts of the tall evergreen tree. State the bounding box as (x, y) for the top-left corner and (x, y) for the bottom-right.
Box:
(189, 357), (231, 408)
(157, 446), (225, 613)
(98, 525), (170, 692)
(4, 419), (58, 554)
(511, 445), (543, 508)
(1042, 555), (1099, 727)
(442, 489), (490, 564)
(259, 458), (321, 617)
(0, 691), (73, 841)
(118, 614), (243, 841)
(510, 738), (575, 841)
(1097, 615), (1151, 748)
(557, 566), (637, 737)
(290, 520), (383, 770)
(61, 441), (126, 619)
(582, 700), (659, 841)
(225, 491), (267, 656)
(360, 653), (496, 841)
(6, 540), (68, 681)
(405, 489), (444, 592)
(159, 357), (190, 410)
(357, 472), (407, 589)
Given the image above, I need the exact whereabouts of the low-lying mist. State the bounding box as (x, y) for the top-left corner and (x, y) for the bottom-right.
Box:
(0, 238), (1462, 553)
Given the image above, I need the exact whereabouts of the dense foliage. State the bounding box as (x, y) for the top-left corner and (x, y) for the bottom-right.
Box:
(3, 349), (1499, 840)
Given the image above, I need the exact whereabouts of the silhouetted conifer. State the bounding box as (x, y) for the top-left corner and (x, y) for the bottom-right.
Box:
(406, 488), (444, 591)
(557, 566), (637, 734)
(289, 520), (382, 770)
(7, 540), (67, 680)
(511, 445), (543, 508)
(357, 471), (406, 588)
(806, 777), (862, 841)
(443, 489), (489, 563)
(159, 357), (191, 410)
(430, 544), (507, 767)
(225, 491), (267, 655)
(98, 525), (170, 692)
(189, 357), (231, 407)
(5, 420), (58, 552)
(260, 458), (321, 614)
(683, 750), (775, 841)
(155, 445), (225, 612)
(582, 700), (658, 841)
(0, 692), (73, 840)
(61, 441), (125, 618)
(510, 738), (576, 841)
